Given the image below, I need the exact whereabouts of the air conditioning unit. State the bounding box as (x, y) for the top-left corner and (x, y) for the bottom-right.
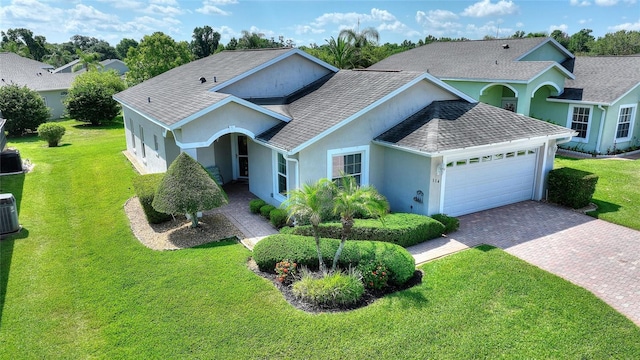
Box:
(0, 193), (20, 237)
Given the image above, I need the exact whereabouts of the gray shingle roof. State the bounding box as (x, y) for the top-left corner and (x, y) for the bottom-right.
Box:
(257, 70), (425, 151)
(375, 100), (574, 154)
(0, 52), (77, 91)
(369, 38), (566, 81)
(113, 48), (296, 127)
(552, 56), (640, 104)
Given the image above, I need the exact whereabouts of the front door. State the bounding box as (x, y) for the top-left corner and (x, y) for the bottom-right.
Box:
(236, 135), (249, 179)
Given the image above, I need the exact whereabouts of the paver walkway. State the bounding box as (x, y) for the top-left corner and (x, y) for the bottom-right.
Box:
(409, 201), (640, 327)
(218, 184), (640, 327)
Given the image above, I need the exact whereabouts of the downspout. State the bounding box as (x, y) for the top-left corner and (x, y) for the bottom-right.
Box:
(595, 105), (607, 155)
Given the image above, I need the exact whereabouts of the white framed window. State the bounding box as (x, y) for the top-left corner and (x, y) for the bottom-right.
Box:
(567, 105), (592, 143)
(139, 125), (146, 159)
(616, 105), (636, 141)
(327, 145), (369, 186)
(153, 134), (159, 151)
(272, 152), (288, 201)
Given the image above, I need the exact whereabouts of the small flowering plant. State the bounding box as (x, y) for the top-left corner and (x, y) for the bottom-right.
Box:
(275, 259), (298, 284)
(359, 261), (389, 290)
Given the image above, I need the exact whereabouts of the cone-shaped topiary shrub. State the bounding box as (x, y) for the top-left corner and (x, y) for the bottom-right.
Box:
(37, 122), (66, 147)
(152, 152), (228, 227)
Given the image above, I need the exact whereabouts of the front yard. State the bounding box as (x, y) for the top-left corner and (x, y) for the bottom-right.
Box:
(1, 120), (639, 358)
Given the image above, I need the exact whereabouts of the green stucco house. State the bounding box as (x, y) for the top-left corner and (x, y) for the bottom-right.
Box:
(371, 37), (640, 155)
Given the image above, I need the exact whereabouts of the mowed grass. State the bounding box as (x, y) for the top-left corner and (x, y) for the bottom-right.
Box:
(555, 156), (640, 230)
(1, 120), (639, 359)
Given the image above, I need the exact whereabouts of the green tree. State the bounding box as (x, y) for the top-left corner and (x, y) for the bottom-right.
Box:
(37, 122), (66, 147)
(72, 49), (103, 72)
(238, 31), (269, 49)
(512, 30), (526, 38)
(550, 30), (570, 49)
(191, 26), (221, 59)
(225, 37), (238, 50)
(115, 38), (138, 60)
(568, 28), (595, 54)
(338, 26), (380, 68)
(1, 28), (48, 61)
(124, 32), (192, 86)
(283, 179), (334, 272)
(326, 36), (354, 69)
(64, 70), (125, 125)
(0, 84), (51, 136)
(591, 30), (640, 55)
(152, 153), (228, 228)
(330, 175), (389, 271)
(43, 44), (73, 68)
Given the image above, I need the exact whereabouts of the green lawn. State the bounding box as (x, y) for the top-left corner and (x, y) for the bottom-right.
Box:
(1, 120), (639, 359)
(555, 156), (640, 230)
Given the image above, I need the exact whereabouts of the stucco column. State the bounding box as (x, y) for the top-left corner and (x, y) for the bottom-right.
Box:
(181, 148), (198, 160)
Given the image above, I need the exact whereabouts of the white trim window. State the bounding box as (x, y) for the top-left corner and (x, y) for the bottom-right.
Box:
(327, 145), (369, 186)
(129, 119), (136, 152)
(616, 105), (636, 141)
(273, 152), (288, 201)
(139, 125), (146, 159)
(567, 105), (592, 142)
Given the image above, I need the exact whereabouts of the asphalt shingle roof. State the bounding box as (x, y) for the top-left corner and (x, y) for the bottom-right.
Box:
(0, 52), (77, 91)
(552, 56), (640, 104)
(113, 48), (294, 126)
(369, 38), (565, 81)
(375, 100), (574, 154)
(257, 70), (425, 151)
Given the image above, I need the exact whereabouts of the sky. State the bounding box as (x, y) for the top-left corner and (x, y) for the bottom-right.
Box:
(1, 0), (639, 47)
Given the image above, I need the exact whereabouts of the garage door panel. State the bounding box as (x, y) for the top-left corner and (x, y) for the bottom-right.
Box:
(443, 149), (538, 216)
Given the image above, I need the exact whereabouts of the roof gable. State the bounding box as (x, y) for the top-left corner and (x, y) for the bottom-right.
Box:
(369, 37), (573, 82)
(0, 52), (77, 91)
(375, 100), (574, 154)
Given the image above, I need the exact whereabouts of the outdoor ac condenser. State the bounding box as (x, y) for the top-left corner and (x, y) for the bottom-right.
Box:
(0, 193), (20, 237)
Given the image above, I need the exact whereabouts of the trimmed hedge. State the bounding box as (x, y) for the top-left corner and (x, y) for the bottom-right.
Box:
(269, 208), (288, 229)
(431, 214), (460, 234)
(280, 213), (444, 247)
(253, 234), (416, 286)
(548, 167), (599, 209)
(133, 173), (172, 224)
(249, 199), (267, 214)
(260, 204), (276, 218)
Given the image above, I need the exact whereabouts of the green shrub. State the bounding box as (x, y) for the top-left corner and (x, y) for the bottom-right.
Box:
(269, 208), (288, 229)
(37, 122), (66, 147)
(253, 234), (415, 286)
(358, 260), (389, 290)
(133, 173), (172, 224)
(548, 167), (599, 209)
(431, 214), (459, 234)
(280, 213), (444, 247)
(260, 204), (275, 218)
(292, 270), (364, 307)
(249, 199), (267, 214)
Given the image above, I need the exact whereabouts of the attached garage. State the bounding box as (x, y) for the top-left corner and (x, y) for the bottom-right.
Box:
(442, 147), (539, 216)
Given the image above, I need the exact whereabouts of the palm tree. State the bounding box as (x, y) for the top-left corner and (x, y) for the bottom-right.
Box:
(72, 49), (103, 72)
(330, 175), (389, 271)
(326, 36), (354, 69)
(338, 27), (379, 48)
(283, 179), (334, 272)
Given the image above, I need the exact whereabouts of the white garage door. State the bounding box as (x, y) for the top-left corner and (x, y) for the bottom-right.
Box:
(443, 148), (538, 216)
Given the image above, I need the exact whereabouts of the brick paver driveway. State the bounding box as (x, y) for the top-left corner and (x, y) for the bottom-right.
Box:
(420, 201), (640, 326)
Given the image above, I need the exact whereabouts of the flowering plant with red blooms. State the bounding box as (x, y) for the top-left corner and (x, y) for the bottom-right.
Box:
(275, 260), (298, 284)
(359, 261), (389, 290)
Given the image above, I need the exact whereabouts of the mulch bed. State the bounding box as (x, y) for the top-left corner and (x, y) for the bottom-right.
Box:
(248, 259), (423, 313)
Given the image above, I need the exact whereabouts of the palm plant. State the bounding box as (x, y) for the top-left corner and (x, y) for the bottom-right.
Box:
(283, 179), (334, 272)
(338, 27), (380, 48)
(330, 175), (389, 271)
(72, 49), (103, 72)
(326, 36), (354, 69)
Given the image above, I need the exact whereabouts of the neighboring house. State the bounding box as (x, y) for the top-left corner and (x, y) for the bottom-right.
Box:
(54, 59), (129, 76)
(370, 38), (640, 154)
(0, 52), (77, 119)
(114, 48), (574, 217)
(0, 116), (6, 150)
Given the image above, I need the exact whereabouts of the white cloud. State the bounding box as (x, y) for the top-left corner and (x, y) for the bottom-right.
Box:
(570, 0), (591, 6)
(143, 4), (184, 16)
(515, 22), (524, 28)
(370, 8), (397, 22)
(294, 25), (325, 35)
(578, 18), (593, 24)
(415, 9), (462, 34)
(549, 24), (569, 33)
(196, 0), (235, 15)
(98, 0), (144, 10)
(609, 19), (640, 31)
(461, 0), (519, 17)
(465, 20), (512, 37)
(150, 0), (179, 5)
(595, 0), (618, 5)
(0, 0), (64, 23)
